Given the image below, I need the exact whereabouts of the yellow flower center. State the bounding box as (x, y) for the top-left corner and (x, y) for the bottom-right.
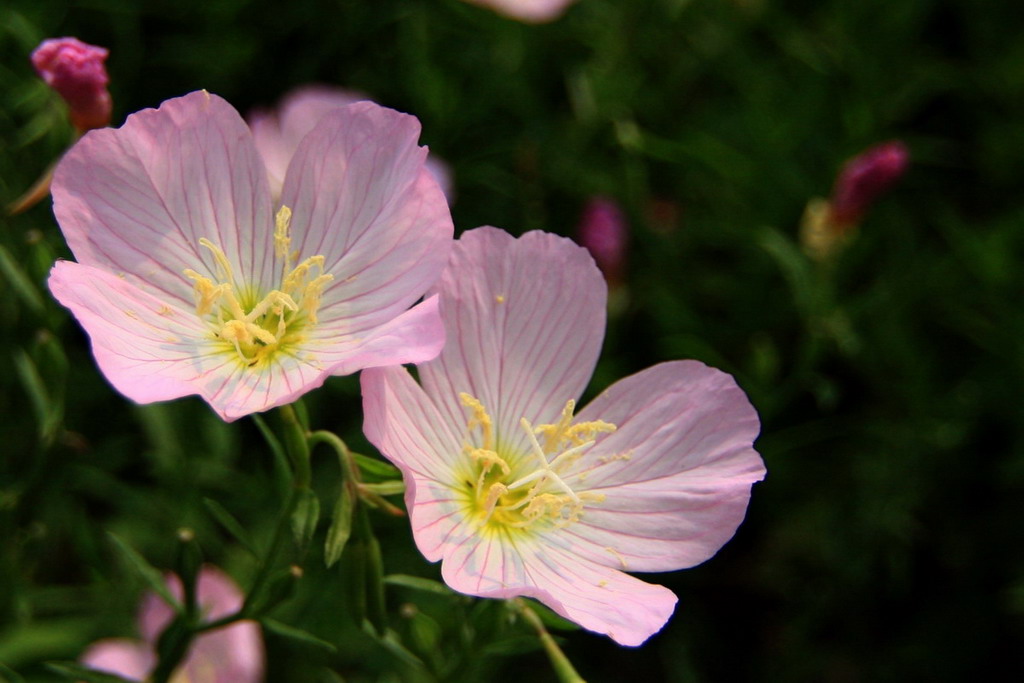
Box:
(183, 206), (333, 368)
(458, 393), (615, 533)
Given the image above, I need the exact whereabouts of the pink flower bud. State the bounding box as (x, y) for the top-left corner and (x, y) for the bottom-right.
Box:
(31, 37), (112, 132)
(577, 196), (628, 285)
(828, 140), (909, 228)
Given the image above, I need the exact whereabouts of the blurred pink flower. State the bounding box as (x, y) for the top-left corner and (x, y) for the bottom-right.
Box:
(31, 37), (112, 132)
(362, 227), (765, 646)
(828, 140), (909, 228)
(577, 196), (627, 286)
(250, 86), (453, 202)
(48, 90), (452, 421)
(464, 0), (578, 23)
(81, 566), (263, 682)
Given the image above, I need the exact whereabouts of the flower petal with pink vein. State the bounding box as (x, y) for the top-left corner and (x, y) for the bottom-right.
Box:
(362, 227), (764, 646)
(49, 91), (452, 420)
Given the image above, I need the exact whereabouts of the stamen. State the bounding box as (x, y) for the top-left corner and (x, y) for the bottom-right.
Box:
(198, 238), (236, 284)
(179, 206), (334, 368)
(460, 393), (494, 450)
(274, 205), (293, 267)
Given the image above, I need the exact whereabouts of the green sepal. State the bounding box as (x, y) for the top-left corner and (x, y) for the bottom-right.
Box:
(324, 482), (355, 568)
(290, 487), (320, 550)
(353, 453), (401, 481)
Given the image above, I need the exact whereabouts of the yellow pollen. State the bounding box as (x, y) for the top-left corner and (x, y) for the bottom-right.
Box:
(458, 395), (621, 532)
(181, 205), (332, 367)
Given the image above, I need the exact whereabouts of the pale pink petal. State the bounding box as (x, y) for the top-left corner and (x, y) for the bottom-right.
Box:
(311, 294), (445, 375)
(561, 361), (763, 571)
(250, 85), (368, 198)
(280, 102), (452, 338)
(417, 227), (606, 454)
(49, 260), (213, 404)
(440, 531), (677, 646)
(80, 638), (154, 680)
(52, 90), (276, 308)
(49, 261), (323, 421)
(465, 0), (577, 23)
(362, 365), (468, 561)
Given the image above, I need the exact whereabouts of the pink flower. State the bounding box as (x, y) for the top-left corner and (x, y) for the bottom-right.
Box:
(463, 0), (578, 23)
(828, 140), (909, 228)
(31, 37), (112, 132)
(577, 196), (627, 286)
(362, 228), (765, 646)
(81, 566), (263, 682)
(249, 86), (453, 202)
(48, 91), (452, 421)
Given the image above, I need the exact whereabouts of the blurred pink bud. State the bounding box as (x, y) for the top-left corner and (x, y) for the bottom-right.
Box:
(31, 37), (112, 132)
(81, 566), (263, 683)
(464, 0), (578, 23)
(828, 140), (909, 228)
(577, 196), (628, 285)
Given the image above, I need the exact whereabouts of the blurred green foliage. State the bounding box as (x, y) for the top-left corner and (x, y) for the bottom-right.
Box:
(2, 0), (1023, 680)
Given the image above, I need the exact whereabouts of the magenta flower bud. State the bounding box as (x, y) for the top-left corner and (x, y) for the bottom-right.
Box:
(31, 37), (112, 132)
(828, 140), (909, 228)
(577, 196), (628, 285)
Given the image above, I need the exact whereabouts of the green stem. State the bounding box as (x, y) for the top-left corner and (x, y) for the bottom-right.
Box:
(516, 600), (587, 683)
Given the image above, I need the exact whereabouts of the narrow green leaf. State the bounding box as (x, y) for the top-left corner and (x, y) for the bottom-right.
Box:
(0, 663), (26, 683)
(203, 498), (258, 556)
(324, 483), (355, 568)
(44, 662), (137, 683)
(12, 350), (52, 443)
(384, 574), (455, 596)
(106, 532), (180, 611)
(261, 618), (337, 654)
(0, 243), (46, 316)
(251, 413), (290, 496)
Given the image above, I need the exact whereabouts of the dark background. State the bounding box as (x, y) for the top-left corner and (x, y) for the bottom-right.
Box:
(2, 0), (1023, 680)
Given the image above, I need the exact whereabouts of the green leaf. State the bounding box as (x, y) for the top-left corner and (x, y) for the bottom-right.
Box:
(290, 487), (320, 549)
(106, 532), (180, 612)
(261, 618), (337, 654)
(0, 243), (46, 316)
(203, 497), (258, 556)
(44, 662), (137, 683)
(324, 483), (355, 568)
(384, 574), (455, 596)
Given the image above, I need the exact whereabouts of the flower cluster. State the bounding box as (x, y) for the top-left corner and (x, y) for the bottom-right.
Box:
(43, 65), (763, 656)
